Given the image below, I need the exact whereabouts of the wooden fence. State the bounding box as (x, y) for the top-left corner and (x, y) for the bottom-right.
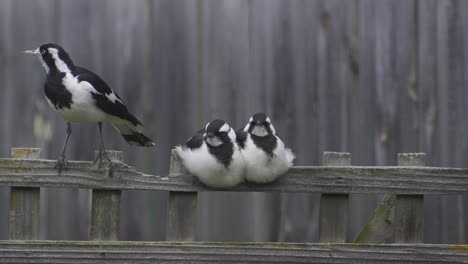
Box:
(0, 147), (467, 263)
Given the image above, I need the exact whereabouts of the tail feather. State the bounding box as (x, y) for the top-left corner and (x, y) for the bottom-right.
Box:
(113, 122), (155, 147)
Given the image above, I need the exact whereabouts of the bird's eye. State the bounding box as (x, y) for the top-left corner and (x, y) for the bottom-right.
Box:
(41, 49), (46, 55)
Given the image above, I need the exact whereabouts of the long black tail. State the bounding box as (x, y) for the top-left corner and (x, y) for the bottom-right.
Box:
(113, 122), (155, 147)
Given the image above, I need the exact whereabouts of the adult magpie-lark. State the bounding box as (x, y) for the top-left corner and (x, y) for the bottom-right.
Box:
(176, 119), (245, 188)
(24, 43), (155, 172)
(237, 113), (295, 183)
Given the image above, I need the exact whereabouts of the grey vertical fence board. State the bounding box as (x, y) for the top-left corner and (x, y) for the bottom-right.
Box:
(276, 0), (320, 243)
(140, 0), (200, 241)
(112, 0), (161, 242)
(90, 151), (123, 241)
(348, 0), (380, 241)
(166, 150), (197, 241)
(418, 0), (441, 244)
(459, 0), (468, 244)
(250, 0), (308, 242)
(394, 153), (425, 243)
(9, 148), (41, 240)
(395, 0), (418, 153)
(451, 0), (468, 244)
(374, 0), (398, 166)
(40, 0), (92, 241)
(7, 0), (57, 240)
(447, 1), (468, 243)
(0, 0), (13, 240)
(319, 152), (350, 243)
(198, 0), (258, 242)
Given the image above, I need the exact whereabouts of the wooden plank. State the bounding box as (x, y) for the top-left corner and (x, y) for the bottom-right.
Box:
(90, 151), (122, 241)
(319, 152), (350, 242)
(355, 153), (425, 243)
(394, 153), (425, 243)
(0, 240), (466, 263)
(3, 157), (468, 194)
(166, 150), (197, 241)
(354, 195), (397, 243)
(9, 148), (41, 240)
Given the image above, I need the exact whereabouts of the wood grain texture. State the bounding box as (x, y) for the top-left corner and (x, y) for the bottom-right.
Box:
(319, 152), (350, 243)
(9, 148), (41, 240)
(395, 153), (425, 243)
(355, 153), (425, 243)
(0, 240), (466, 264)
(166, 150), (197, 241)
(354, 195), (397, 243)
(90, 151), (123, 241)
(2, 158), (468, 194)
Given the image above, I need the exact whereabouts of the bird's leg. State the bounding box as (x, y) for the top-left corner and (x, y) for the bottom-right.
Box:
(93, 122), (112, 168)
(55, 122), (71, 174)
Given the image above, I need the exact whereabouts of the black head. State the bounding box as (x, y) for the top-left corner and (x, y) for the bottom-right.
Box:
(24, 43), (74, 73)
(203, 119), (235, 147)
(243, 113), (276, 137)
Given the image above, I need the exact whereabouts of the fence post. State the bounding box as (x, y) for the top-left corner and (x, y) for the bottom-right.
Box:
(166, 150), (197, 241)
(319, 152), (350, 243)
(9, 148), (41, 240)
(394, 153), (425, 243)
(90, 151), (122, 240)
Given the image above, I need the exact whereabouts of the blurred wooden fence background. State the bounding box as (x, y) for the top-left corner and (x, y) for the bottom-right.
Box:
(0, 0), (468, 243)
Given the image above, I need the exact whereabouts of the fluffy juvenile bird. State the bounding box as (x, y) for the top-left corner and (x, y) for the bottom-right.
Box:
(24, 43), (154, 172)
(237, 113), (295, 183)
(176, 119), (245, 188)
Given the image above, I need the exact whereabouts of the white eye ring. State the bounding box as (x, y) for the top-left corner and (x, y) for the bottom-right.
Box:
(41, 49), (45, 55)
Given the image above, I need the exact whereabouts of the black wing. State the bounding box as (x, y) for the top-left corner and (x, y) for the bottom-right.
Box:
(75, 67), (141, 126)
(236, 130), (248, 149)
(185, 129), (205, 149)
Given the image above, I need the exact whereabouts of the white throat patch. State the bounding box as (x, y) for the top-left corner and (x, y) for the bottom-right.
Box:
(205, 136), (223, 147)
(251, 125), (269, 137)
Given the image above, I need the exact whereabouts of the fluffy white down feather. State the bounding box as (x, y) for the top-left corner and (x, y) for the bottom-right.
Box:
(175, 143), (245, 188)
(241, 134), (295, 183)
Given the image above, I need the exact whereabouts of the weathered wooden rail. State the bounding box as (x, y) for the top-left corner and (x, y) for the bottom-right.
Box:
(1, 148), (467, 263)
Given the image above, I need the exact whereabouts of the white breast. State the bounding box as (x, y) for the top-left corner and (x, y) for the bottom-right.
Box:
(176, 143), (245, 188)
(51, 74), (107, 123)
(241, 135), (295, 183)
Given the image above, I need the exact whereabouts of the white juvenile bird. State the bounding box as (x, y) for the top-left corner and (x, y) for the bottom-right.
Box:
(176, 119), (245, 188)
(237, 113), (295, 183)
(24, 43), (155, 172)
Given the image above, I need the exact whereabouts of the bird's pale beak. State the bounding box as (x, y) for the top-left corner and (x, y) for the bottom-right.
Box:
(23, 49), (39, 56)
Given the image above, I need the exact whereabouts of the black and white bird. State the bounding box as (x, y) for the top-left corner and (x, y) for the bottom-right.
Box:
(24, 43), (155, 172)
(237, 113), (295, 183)
(176, 119), (245, 188)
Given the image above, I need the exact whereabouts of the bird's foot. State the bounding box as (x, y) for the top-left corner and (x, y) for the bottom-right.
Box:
(55, 155), (67, 174)
(93, 149), (112, 169)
